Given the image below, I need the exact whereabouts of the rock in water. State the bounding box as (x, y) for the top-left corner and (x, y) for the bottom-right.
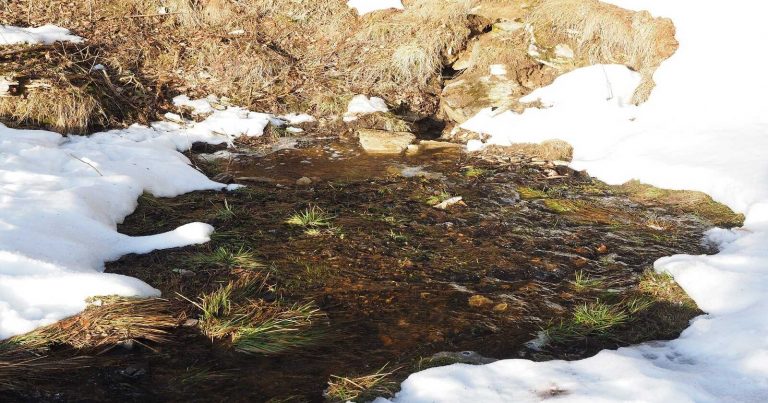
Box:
(358, 129), (416, 154)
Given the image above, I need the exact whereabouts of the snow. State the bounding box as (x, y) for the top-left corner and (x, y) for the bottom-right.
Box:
(347, 0), (404, 16)
(279, 113), (316, 125)
(171, 96), (272, 142)
(344, 95), (389, 122)
(381, 1), (768, 401)
(0, 24), (82, 45)
(0, 96), (272, 339)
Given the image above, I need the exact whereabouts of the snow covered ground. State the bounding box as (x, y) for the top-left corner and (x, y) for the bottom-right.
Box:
(0, 101), (272, 339)
(381, 1), (768, 402)
(0, 24), (82, 45)
(347, 0), (404, 16)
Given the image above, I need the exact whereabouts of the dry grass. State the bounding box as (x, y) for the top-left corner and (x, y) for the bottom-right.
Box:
(527, 0), (678, 103)
(0, 84), (100, 134)
(477, 139), (573, 161)
(10, 297), (178, 350)
(339, 0), (474, 91)
(324, 365), (398, 402)
(0, 347), (89, 391)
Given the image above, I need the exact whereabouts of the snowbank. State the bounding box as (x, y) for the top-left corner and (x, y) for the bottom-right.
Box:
(0, 98), (267, 339)
(0, 24), (82, 45)
(347, 0), (404, 16)
(344, 95), (390, 122)
(381, 1), (768, 401)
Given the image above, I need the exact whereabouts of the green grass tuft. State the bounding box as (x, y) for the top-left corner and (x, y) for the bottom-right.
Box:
(188, 273), (325, 355)
(286, 206), (334, 228)
(186, 246), (264, 271)
(569, 270), (604, 291)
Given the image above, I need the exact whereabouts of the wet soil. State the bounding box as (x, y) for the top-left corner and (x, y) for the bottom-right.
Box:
(4, 137), (734, 402)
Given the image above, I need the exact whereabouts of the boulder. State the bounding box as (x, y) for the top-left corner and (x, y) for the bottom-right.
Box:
(358, 129), (416, 154)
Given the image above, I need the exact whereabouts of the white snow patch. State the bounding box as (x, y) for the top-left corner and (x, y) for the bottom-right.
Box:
(344, 95), (389, 122)
(0, 97), (286, 339)
(347, 0), (404, 15)
(381, 1), (768, 401)
(489, 64), (507, 76)
(171, 95), (271, 141)
(173, 95), (216, 115)
(279, 113), (316, 125)
(0, 24), (83, 45)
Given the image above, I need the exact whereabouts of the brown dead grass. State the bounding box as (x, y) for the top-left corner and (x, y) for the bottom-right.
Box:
(10, 296), (178, 351)
(0, 348), (89, 391)
(0, 84), (101, 134)
(477, 139), (574, 161)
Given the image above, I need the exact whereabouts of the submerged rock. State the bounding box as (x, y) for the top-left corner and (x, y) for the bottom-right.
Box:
(430, 350), (498, 365)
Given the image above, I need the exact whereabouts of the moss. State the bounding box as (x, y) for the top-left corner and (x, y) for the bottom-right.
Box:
(618, 180), (744, 228)
(517, 186), (548, 199)
(544, 198), (577, 213)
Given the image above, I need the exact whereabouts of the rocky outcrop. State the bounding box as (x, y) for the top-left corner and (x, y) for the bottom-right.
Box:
(440, 0), (678, 125)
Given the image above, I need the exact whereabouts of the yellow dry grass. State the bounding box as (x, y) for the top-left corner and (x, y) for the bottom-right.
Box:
(0, 84), (101, 134)
(339, 0), (475, 91)
(10, 296), (178, 350)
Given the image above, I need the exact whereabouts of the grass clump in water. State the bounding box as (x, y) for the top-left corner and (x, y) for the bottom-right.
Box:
(286, 206), (334, 228)
(324, 365), (397, 403)
(190, 273), (325, 355)
(569, 270), (604, 292)
(11, 297), (177, 350)
(186, 246), (264, 271)
(213, 198), (237, 220)
(544, 301), (628, 343)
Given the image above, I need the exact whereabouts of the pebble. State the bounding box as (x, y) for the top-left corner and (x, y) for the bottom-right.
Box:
(468, 295), (493, 307)
(296, 176), (312, 186)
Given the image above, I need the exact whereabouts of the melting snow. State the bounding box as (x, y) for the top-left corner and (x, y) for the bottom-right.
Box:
(0, 97), (270, 339)
(344, 95), (389, 122)
(0, 24), (82, 45)
(381, 0), (768, 401)
(347, 0), (404, 16)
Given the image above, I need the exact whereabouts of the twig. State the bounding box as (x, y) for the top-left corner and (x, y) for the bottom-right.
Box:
(68, 154), (103, 176)
(106, 12), (185, 21)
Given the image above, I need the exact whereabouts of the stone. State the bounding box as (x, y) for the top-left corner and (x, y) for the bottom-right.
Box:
(296, 176), (312, 186)
(468, 294), (493, 307)
(431, 350), (498, 365)
(433, 196), (465, 210)
(417, 140), (464, 152)
(358, 129), (416, 154)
